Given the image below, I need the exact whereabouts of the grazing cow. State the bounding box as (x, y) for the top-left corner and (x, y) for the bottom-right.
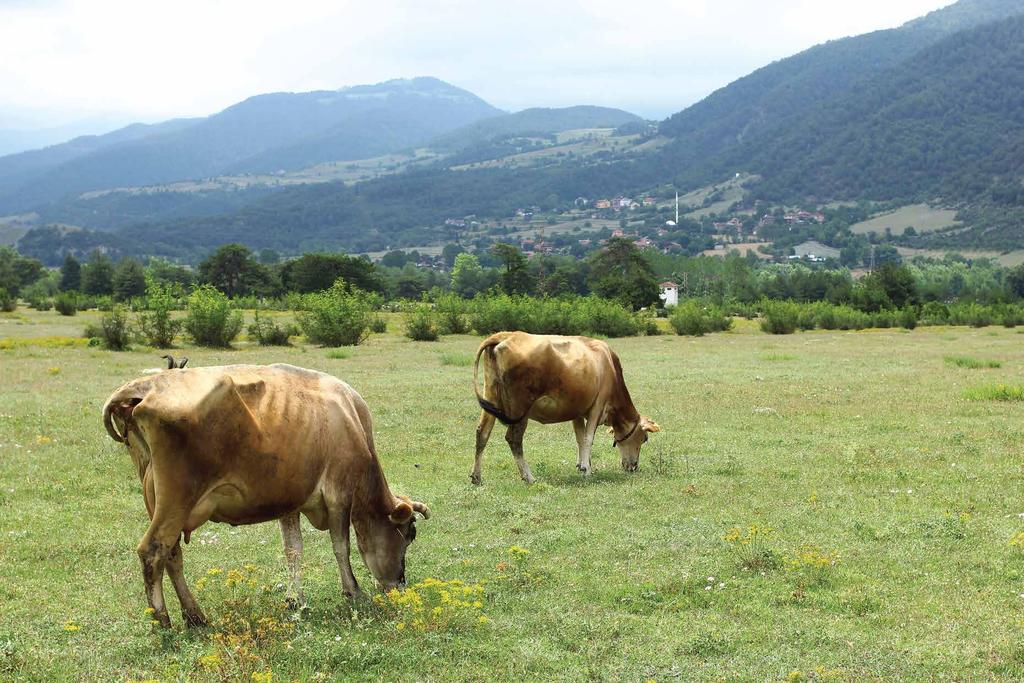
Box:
(102, 363), (429, 628)
(472, 331), (659, 484)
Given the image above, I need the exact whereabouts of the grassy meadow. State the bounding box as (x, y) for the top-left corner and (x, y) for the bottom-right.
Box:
(3, 309), (1024, 680)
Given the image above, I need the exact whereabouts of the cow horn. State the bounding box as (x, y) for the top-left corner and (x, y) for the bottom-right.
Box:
(178, 357), (188, 368)
(411, 501), (431, 519)
(162, 355), (175, 369)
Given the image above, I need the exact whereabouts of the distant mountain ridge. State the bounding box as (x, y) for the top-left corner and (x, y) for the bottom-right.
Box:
(0, 77), (502, 213)
(428, 106), (643, 152)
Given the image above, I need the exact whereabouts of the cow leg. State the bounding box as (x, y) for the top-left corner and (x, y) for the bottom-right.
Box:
(328, 507), (361, 598)
(505, 419), (535, 484)
(577, 408), (602, 477)
(572, 418), (587, 471)
(166, 540), (207, 628)
(471, 410), (496, 485)
(137, 511), (188, 629)
(279, 512), (305, 609)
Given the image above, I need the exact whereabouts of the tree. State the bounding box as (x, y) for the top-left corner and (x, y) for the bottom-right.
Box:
(865, 262), (918, 308)
(451, 252), (486, 298)
(587, 238), (659, 309)
(1007, 264), (1024, 300)
(198, 244), (275, 297)
(59, 254), (81, 291)
(490, 243), (533, 295)
(278, 252), (385, 294)
(442, 243), (465, 268)
(0, 247), (44, 297)
(147, 258), (195, 289)
(81, 250), (115, 296)
(379, 250), (410, 268)
(112, 258), (147, 301)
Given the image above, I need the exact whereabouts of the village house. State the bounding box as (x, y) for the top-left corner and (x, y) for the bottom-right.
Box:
(642, 196), (656, 207)
(659, 281), (679, 307)
(594, 199), (612, 209)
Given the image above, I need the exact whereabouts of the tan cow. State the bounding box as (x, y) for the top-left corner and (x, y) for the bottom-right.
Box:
(472, 331), (659, 484)
(102, 363), (429, 628)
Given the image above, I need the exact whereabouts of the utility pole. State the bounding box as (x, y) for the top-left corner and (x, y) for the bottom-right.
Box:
(675, 191), (679, 227)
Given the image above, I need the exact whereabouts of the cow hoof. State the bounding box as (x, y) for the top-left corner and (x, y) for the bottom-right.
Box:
(522, 475), (536, 485)
(150, 610), (172, 629)
(470, 473), (483, 486)
(182, 611), (208, 629)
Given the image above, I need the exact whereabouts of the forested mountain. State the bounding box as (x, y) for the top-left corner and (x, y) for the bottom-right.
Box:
(428, 106), (643, 152)
(13, 0), (1024, 262)
(0, 78), (501, 213)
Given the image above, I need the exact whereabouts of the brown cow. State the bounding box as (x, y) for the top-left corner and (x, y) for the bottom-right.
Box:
(472, 331), (659, 484)
(102, 363), (429, 628)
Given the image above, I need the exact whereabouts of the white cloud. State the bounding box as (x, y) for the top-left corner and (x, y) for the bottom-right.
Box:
(0, 0), (953, 127)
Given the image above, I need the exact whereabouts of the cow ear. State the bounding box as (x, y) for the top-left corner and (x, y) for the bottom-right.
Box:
(642, 419), (661, 433)
(389, 500), (414, 524)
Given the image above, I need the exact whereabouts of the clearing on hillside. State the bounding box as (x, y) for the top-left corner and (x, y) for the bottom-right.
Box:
(851, 204), (959, 236)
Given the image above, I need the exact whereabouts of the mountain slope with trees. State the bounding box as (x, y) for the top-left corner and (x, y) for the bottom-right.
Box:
(0, 78), (501, 213)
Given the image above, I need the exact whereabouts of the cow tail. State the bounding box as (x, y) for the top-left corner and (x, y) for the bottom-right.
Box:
(102, 394), (126, 443)
(473, 336), (522, 426)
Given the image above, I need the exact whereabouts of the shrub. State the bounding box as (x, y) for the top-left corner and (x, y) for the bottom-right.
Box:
(833, 305), (870, 330)
(28, 296), (53, 311)
(669, 300), (732, 336)
(0, 288), (15, 312)
(920, 301), (949, 325)
(185, 285), (243, 347)
(898, 306), (918, 330)
(468, 295), (639, 338)
(95, 295), (114, 312)
(872, 310), (894, 329)
(405, 303), (440, 341)
(999, 304), (1024, 328)
(369, 315), (387, 334)
(571, 296), (641, 337)
(760, 301), (801, 334)
(949, 303), (994, 328)
(636, 308), (662, 336)
(137, 282), (183, 348)
(99, 305), (133, 351)
(54, 292), (78, 316)
(796, 305), (817, 331)
(435, 293), (469, 334)
(246, 309), (296, 346)
(296, 280), (372, 347)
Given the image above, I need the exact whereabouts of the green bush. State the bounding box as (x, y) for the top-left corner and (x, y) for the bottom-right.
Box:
(797, 305), (818, 331)
(999, 304), (1024, 328)
(949, 303), (994, 328)
(184, 285), (243, 347)
(99, 305), (133, 351)
(571, 296), (641, 337)
(0, 288), (15, 312)
(435, 293), (469, 334)
(898, 306), (918, 330)
(28, 296), (53, 311)
(137, 282), (182, 348)
(405, 303), (440, 341)
(920, 301), (949, 325)
(669, 300), (733, 336)
(833, 305), (870, 330)
(247, 309), (296, 346)
(369, 315), (387, 334)
(468, 295), (640, 338)
(760, 301), (801, 334)
(54, 292), (78, 316)
(636, 308), (662, 336)
(296, 280), (372, 347)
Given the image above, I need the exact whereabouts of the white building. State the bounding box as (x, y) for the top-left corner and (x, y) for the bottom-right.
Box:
(659, 281), (679, 307)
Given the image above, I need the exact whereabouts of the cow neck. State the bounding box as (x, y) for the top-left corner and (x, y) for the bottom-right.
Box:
(350, 452), (394, 528)
(608, 352), (640, 435)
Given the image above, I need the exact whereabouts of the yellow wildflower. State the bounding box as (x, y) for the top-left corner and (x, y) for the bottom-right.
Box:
(63, 620), (80, 632)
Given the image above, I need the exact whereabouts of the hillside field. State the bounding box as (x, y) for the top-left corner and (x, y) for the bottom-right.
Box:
(3, 310), (1024, 680)
(850, 204), (959, 236)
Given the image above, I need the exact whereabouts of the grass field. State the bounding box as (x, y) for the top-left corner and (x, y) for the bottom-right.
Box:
(3, 310), (1024, 680)
(850, 204), (959, 236)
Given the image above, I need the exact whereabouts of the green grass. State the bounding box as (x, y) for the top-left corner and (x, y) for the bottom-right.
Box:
(945, 355), (1003, 369)
(964, 384), (1024, 402)
(4, 308), (1024, 680)
(438, 352), (474, 367)
(325, 348), (351, 360)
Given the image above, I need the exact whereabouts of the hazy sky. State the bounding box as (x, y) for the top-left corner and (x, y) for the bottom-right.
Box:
(0, 0), (954, 129)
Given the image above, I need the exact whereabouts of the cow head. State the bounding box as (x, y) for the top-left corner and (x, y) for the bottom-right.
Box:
(611, 416), (660, 472)
(358, 495), (430, 591)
